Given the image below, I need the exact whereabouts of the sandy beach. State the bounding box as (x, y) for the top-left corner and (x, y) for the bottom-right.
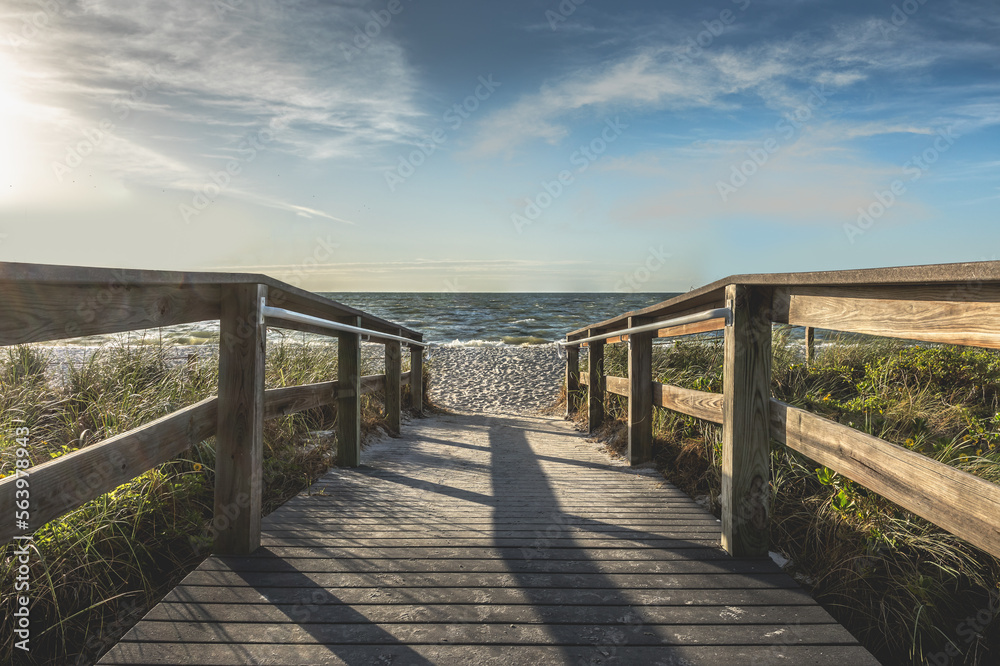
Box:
(35, 342), (565, 416)
(426, 344), (564, 415)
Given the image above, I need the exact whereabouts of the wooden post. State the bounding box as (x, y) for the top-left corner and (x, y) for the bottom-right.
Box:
(214, 283), (266, 555)
(337, 317), (362, 467)
(410, 344), (424, 416)
(565, 345), (579, 419)
(721, 284), (773, 558)
(804, 326), (815, 365)
(587, 331), (605, 432)
(385, 340), (402, 437)
(628, 320), (653, 465)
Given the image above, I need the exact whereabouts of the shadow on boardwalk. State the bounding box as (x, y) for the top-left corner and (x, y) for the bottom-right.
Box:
(99, 412), (878, 665)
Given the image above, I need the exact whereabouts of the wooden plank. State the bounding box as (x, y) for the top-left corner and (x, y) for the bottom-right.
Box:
(804, 326), (815, 364)
(337, 319), (362, 467)
(359, 374), (385, 396)
(214, 283), (267, 556)
(0, 281), (221, 345)
(588, 332), (605, 432)
(0, 260), (422, 343)
(721, 284), (772, 558)
(263, 381), (337, 420)
(198, 557), (772, 575)
(410, 345), (424, 415)
(568, 259), (1000, 339)
(0, 397), (217, 544)
(772, 284), (1000, 349)
(565, 345), (579, 418)
(101, 644), (880, 666)
(172, 570), (798, 590)
(628, 322), (653, 465)
(385, 341), (402, 436)
(771, 399), (1000, 560)
(143, 601), (839, 624)
(605, 375), (629, 396)
(156, 584), (814, 608)
(98, 408), (875, 665)
(116, 618), (859, 646)
(653, 383), (723, 423)
(656, 318), (726, 339)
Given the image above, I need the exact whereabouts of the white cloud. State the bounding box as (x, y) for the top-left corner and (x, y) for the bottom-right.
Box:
(0, 0), (424, 216)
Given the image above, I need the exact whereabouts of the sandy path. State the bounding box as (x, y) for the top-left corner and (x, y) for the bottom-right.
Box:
(426, 345), (563, 415)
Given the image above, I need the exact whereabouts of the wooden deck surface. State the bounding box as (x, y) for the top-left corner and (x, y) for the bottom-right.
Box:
(100, 412), (879, 665)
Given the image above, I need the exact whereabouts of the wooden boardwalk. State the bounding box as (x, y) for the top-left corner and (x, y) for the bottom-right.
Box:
(100, 412), (878, 665)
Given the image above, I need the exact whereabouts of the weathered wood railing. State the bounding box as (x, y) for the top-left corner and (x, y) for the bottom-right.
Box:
(0, 261), (425, 555)
(564, 261), (1000, 560)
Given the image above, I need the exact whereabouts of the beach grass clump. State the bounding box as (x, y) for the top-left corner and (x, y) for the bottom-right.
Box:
(573, 332), (1000, 665)
(0, 337), (417, 665)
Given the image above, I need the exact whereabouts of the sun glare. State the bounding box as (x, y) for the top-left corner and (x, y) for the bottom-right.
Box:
(0, 52), (41, 202)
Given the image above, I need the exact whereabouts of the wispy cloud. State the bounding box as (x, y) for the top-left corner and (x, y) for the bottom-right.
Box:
(2, 0), (424, 216)
(467, 5), (1000, 158)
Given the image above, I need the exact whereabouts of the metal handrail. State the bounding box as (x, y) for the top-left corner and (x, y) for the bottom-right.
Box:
(559, 307), (732, 347)
(262, 303), (430, 347)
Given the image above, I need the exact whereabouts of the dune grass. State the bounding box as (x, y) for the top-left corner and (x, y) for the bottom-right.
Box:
(0, 336), (419, 665)
(577, 330), (1000, 665)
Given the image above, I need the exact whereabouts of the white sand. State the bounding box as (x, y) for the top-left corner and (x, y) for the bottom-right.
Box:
(34, 342), (566, 416)
(426, 344), (563, 415)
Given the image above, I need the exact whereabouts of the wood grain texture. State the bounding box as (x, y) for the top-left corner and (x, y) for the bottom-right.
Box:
(772, 284), (1000, 349)
(721, 285), (772, 558)
(0, 397), (217, 544)
(656, 318), (726, 339)
(653, 383), (724, 424)
(0, 260), (421, 343)
(588, 334), (605, 432)
(214, 284), (267, 556)
(410, 346), (424, 415)
(0, 282), (221, 345)
(337, 319), (362, 468)
(770, 399), (1000, 560)
(568, 259), (1000, 339)
(263, 381), (337, 420)
(100, 412), (875, 665)
(605, 375), (629, 396)
(628, 325), (653, 465)
(565, 345), (580, 418)
(385, 340), (402, 436)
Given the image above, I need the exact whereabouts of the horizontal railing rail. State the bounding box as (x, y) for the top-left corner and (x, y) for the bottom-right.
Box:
(0, 261), (425, 555)
(564, 260), (1000, 560)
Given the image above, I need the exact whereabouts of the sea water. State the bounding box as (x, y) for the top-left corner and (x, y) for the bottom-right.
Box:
(41, 292), (684, 347)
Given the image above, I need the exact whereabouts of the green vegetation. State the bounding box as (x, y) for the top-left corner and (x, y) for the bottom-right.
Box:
(0, 338), (418, 665)
(579, 331), (1000, 666)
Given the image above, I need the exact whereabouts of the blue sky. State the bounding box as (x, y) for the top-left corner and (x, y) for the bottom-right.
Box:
(1, 0), (998, 291)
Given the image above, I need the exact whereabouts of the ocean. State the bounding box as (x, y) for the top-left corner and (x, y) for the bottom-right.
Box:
(322, 292), (681, 345)
(43, 293), (682, 347)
